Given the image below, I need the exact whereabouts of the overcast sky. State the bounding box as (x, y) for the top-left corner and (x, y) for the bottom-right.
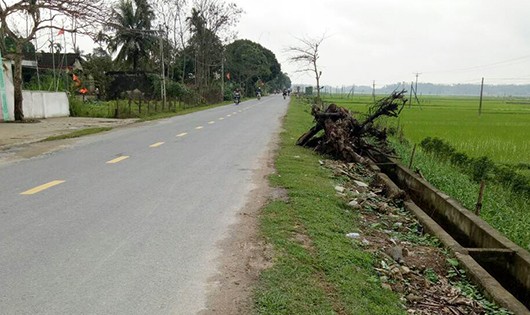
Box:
(230, 0), (530, 87)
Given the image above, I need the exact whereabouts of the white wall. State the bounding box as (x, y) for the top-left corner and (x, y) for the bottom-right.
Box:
(1, 60), (69, 121)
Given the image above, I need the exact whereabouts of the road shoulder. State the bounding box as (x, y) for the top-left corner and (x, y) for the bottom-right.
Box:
(199, 132), (278, 314)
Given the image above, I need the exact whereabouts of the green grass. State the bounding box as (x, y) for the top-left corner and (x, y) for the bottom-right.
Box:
(255, 98), (404, 314)
(41, 127), (112, 141)
(393, 139), (530, 250)
(69, 98), (234, 120)
(137, 101), (235, 121)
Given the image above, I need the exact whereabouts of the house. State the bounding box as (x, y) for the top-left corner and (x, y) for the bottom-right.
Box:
(35, 52), (83, 71)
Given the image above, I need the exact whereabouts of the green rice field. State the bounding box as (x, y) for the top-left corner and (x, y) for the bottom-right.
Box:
(327, 95), (530, 167)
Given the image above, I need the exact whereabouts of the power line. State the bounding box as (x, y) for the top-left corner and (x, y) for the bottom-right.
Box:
(423, 53), (530, 74)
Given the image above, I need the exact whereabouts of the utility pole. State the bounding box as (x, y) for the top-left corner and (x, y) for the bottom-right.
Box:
(412, 73), (421, 106)
(409, 81), (414, 107)
(221, 49), (224, 101)
(158, 26), (167, 109)
(479, 77), (484, 116)
(372, 80), (376, 103)
(414, 72), (421, 94)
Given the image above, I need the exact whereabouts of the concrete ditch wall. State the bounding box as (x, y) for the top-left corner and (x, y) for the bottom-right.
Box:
(372, 152), (530, 315)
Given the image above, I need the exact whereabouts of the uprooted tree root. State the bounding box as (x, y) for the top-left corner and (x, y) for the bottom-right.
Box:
(296, 90), (407, 161)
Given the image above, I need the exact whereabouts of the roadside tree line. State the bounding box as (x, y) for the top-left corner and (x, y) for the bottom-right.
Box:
(0, 0), (291, 121)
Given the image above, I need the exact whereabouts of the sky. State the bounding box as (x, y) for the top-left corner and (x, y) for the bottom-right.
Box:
(229, 0), (530, 87)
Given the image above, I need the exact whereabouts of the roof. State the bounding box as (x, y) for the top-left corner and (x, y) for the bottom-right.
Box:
(36, 53), (81, 70)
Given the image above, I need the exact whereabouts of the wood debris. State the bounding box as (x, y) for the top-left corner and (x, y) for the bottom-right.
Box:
(297, 90), (407, 161)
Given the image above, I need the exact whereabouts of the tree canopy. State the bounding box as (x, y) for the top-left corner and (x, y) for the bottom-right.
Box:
(225, 39), (287, 95)
(107, 0), (156, 71)
(1, 0), (291, 118)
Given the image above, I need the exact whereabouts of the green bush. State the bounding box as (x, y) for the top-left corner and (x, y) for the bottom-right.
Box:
(470, 156), (494, 181)
(420, 137), (530, 196)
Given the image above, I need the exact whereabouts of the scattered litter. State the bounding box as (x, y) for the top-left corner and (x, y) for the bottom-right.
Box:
(393, 222), (403, 229)
(406, 293), (422, 303)
(386, 246), (404, 263)
(346, 232), (361, 239)
(381, 283), (393, 290)
(335, 186), (345, 193)
(354, 180), (369, 188)
(317, 152), (506, 314)
(348, 199), (360, 208)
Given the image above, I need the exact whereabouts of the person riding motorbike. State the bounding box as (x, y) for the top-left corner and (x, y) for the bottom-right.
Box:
(282, 89), (287, 99)
(256, 87), (262, 100)
(233, 88), (241, 105)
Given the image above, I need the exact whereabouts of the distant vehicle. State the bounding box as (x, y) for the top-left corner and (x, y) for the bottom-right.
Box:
(233, 89), (241, 105)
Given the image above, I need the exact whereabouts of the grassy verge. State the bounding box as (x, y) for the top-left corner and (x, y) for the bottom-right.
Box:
(390, 139), (530, 250)
(48, 100), (236, 142)
(254, 98), (404, 314)
(41, 127), (112, 141)
(137, 101), (235, 121)
(70, 97), (237, 121)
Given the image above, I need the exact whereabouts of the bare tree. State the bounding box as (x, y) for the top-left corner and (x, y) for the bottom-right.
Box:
(191, 0), (241, 43)
(287, 35), (325, 103)
(0, 0), (106, 121)
(186, 0), (242, 95)
(151, 0), (190, 82)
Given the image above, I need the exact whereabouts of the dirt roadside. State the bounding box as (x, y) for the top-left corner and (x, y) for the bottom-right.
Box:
(0, 117), (137, 165)
(200, 138), (278, 314)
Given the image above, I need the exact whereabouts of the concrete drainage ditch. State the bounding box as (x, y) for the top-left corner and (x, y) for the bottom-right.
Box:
(367, 151), (530, 315)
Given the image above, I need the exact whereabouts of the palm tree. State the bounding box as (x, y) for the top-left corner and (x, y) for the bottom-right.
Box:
(107, 0), (155, 71)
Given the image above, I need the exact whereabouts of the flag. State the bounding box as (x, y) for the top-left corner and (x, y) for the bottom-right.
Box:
(72, 74), (81, 86)
(57, 28), (65, 36)
(226, 72), (230, 80)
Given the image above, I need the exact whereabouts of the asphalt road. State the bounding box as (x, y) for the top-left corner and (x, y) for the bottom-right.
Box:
(0, 95), (288, 314)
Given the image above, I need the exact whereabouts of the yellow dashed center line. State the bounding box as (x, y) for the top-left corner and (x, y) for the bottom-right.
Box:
(195, 126), (204, 130)
(20, 180), (65, 195)
(226, 114), (231, 117)
(208, 121), (215, 124)
(149, 142), (165, 148)
(219, 117), (224, 120)
(232, 112), (237, 114)
(176, 132), (188, 137)
(106, 156), (130, 164)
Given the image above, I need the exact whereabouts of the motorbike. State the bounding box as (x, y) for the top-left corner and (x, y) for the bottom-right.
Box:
(234, 93), (241, 105)
(256, 92), (261, 100)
